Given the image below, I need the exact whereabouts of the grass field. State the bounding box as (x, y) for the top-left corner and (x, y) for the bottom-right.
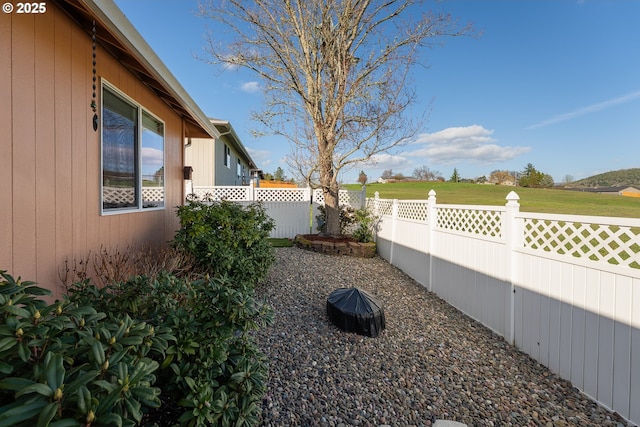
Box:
(342, 181), (640, 218)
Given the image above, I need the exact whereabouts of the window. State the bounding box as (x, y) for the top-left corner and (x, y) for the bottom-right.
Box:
(224, 144), (231, 168)
(102, 83), (164, 213)
(237, 159), (242, 178)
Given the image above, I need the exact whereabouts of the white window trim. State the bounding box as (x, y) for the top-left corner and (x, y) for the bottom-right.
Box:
(100, 79), (166, 215)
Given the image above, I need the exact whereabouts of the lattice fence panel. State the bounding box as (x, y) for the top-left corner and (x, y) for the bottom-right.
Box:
(312, 189), (363, 207)
(397, 201), (428, 222)
(523, 218), (640, 269)
(367, 198), (394, 217)
(103, 187), (134, 204)
(436, 207), (503, 238)
(142, 187), (164, 202)
(192, 186), (251, 201)
(255, 188), (309, 202)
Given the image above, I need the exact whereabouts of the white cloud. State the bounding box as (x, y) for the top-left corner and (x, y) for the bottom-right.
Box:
(526, 89), (640, 130)
(141, 147), (163, 166)
(246, 147), (272, 167)
(409, 125), (530, 165)
(240, 81), (261, 93)
(367, 153), (411, 169)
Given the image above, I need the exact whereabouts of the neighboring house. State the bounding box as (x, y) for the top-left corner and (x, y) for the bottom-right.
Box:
(184, 119), (258, 187)
(618, 186), (640, 197)
(564, 186), (640, 196)
(1, 0), (228, 299)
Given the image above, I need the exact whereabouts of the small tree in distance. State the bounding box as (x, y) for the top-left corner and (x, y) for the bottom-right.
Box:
(449, 168), (460, 183)
(200, 0), (473, 236)
(518, 163), (554, 188)
(357, 170), (368, 185)
(273, 167), (286, 182)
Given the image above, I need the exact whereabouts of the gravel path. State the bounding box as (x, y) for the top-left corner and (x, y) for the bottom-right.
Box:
(254, 247), (630, 427)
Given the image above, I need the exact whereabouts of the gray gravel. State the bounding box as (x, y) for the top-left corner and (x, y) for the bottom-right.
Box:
(254, 247), (631, 427)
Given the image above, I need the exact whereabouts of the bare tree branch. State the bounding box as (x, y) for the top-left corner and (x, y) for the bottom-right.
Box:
(199, 0), (474, 235)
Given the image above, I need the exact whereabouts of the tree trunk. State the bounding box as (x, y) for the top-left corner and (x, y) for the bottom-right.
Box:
(319, 147), (341, 237)
(323, 185), (341, 237)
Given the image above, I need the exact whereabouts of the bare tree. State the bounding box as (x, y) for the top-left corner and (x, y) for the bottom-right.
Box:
(413, 165), (441, 181)
(488, 170), (514, 185)
(381, 169), (394, 180)
(200, 0), (472, 235)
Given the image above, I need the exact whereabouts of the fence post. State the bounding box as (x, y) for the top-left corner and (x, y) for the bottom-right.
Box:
(504, 191), (520, 345)
(361, 185), (366, 209)
(427, 190), (437, 292)
(373, 191), (380, 217)
(390, 199), (398, 264)
(307, 187), (313, 233)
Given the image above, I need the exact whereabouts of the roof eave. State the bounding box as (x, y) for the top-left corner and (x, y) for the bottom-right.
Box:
(210, 119), (258, 170)
(78, 0), (221, 140)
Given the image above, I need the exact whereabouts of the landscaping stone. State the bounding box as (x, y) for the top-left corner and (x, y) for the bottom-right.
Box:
(294, 234), (376, 257)
(254, 247), (633, 427)
(433, 421), (468, 427)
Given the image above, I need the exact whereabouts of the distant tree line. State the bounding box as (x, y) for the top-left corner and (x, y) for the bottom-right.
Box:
(368, 163), (555, 187)
(263, 167), (295, 183)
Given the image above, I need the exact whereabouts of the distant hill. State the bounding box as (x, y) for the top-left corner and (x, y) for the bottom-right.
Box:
(567, 168), (640, 188)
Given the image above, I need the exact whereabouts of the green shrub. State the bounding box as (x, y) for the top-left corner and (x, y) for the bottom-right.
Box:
(350, 208), (378, 243)
(0, 270), (169, 427)
(316, 205), (377, 242)
(2, 197), (276, 426)
(315, 204), (356, 235)
(68, 272), (273, 427)
(173, 197), (276, 289)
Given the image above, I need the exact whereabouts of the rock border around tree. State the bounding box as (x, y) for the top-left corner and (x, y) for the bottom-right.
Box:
(294, 234), (376, 258)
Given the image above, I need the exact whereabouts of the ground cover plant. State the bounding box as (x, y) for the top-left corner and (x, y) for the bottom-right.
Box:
(344, 181), (640, 218)
(1, 200), (276, 426)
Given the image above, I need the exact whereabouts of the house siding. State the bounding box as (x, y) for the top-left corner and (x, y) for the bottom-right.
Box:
(184, 137), (216, 187)
(215, 137), (250, 186)
(186, 136), (251, 187)
(1, 6), (184, 299)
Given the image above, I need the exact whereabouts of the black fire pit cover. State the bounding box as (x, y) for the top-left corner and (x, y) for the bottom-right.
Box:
(326, 287), (385, 337)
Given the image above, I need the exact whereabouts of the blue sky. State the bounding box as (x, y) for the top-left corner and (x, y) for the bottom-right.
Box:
(114, 0), (640, 184)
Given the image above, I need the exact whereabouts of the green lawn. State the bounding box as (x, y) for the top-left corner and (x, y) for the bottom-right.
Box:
(342, 181), (640, 218)
(267, 238), (294, 247)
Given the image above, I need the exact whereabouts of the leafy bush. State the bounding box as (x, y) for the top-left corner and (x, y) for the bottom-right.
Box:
(350, 208), (377, 243)
(0, 270), (170, 427)
(315, 204), (356, 235)
(173, 197), (276, 289)
(68, 273), (273, 427)
(316, 205), (377, 243)
(2, 197), (277, 426)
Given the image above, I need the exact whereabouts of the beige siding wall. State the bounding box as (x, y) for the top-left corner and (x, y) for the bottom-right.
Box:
(185, 138), (216, 187)
(186, 137), (252, 187)
(1, 7), (184, 299)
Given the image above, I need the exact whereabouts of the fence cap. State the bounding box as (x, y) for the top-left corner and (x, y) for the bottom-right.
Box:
(505, 191), (520, 206)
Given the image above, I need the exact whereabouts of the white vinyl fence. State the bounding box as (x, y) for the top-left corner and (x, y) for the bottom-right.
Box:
(189, 186), (366, 238)
(372, 190), (640, 425)
(185, 185), (640, 424)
